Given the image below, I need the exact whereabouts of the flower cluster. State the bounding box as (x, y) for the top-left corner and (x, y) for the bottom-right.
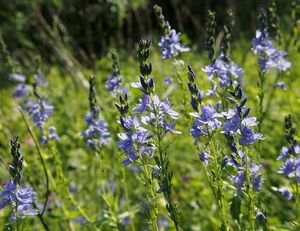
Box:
(0, 137), (38, 221)
(134, 94), (181, 134)
(154, 4), (190, 60)
(277, 115), (300, 200)
(10, 72), (59, 144)
(252, 29), (291, 72)
(190, 104), (222, 143)
(116, 94), (155, 166)
(0, 181), (38, 221)
(105, 53), (127, 96)
(223, 151), (263, 193)
(82, 76), (111, 148)
(158, 30), (190, 60)
(203, 53), (244, 89)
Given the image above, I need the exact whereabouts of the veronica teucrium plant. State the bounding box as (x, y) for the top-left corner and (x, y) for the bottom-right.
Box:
(276, 115), (300, 223)
(116, 38), (181, 230)
(252, 9), (291, 135)
(188, 62), (265, 230)
(0, 137), (38, 230)
(154, 4), (191, 120)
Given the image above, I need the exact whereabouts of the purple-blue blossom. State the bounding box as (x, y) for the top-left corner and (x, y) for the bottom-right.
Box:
(190, 104), (222, 142)
(82, 108), (111, 148)
(23, 100), (53, 129)
(252, 30), (291, 72)
(199, 151), (210, 165)
(134, 94), (181, 134)
(279, 187), (293, 200)
(158, 29), (190, 59)
(13, 84), (29, 98)
(106, 72), (124, 96)
(203, 53), (244, 88)
(0, 180), (38, 221)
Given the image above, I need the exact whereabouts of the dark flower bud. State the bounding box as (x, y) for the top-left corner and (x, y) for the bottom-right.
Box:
(240, 97), (247, 107)
(236, 106), (242, 115)
(115, 103), (121, 112)
(152, 166), (161, 178)
(197, 90), (204, 102)
(9, 165), (16, 177)
(235, 83), (241, 92)
(243, 108), (250, 119)
(123, 103), (129, 115)
(227, 97), (236, 104)
(229, 90), (236, 97)
(148, 77), (154, 91)
(140, 76), (148, 91)
(237, 88), (242, 99)
(187, 65), (196, 82)
(222, 156), (230, 167)
(191, 97), (199, 112)
(187, 82), (194, 94)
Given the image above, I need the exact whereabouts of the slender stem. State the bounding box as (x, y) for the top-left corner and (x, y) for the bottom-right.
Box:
(19, 108), (49, 216)
(244, 147), (255, 231)
(150, 94), (180, 230)
(140, 157), (159, 231)
(210, 138), (228, 231)
(121, 166), (136, 231)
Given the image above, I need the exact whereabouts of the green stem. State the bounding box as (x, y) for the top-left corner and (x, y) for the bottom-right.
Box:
(140, 157), (159, 231)
(150, 94), (180, 230)
(244, 147), (255, 231)
(121, 166), (136, 231)
(210, 138), (228, 231)
(19, 108), (49, 216)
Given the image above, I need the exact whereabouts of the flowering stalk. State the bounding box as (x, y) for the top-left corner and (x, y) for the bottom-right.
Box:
(252, 10), (291, 134)
(154, 4), (190, 119)
(139, 39), (181, 229)
(221, 85), (264, 229)
(277, 115), (300, 223)
(187, 65), (228, 230)
(0, 137), (39, 231)
(203, 10), (243, 112)
(115, 92), (159, 230)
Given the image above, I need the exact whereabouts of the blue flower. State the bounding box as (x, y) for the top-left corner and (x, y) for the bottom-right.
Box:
(164, 77), (173, 84)
(9, 73), (26, 82)
(256, 212), (266, 220)
(23, 100), (53, 129)
(277, 146), (290, 160)
(106, 72), (123, 96)
(199, 151), (210, 165)
(82, 113), (111, 148)
(134, 94), (181, 134)
(232, 171), (245, 193)
(279, 187), (293, 200)
(239, 126), (263, 146)
(222, 109), (240, 135)
(278, 159), (295, 177)
(274, 81), (286, 90)
(190, 104), (221, 142)
(203, 53), (243, 87)
(252, 30), (291, 72)
(158, 29), (190, 59)
(0, 180), (38, 221)
(13, 84), (29, 98)
(251, 164), (263, 192)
